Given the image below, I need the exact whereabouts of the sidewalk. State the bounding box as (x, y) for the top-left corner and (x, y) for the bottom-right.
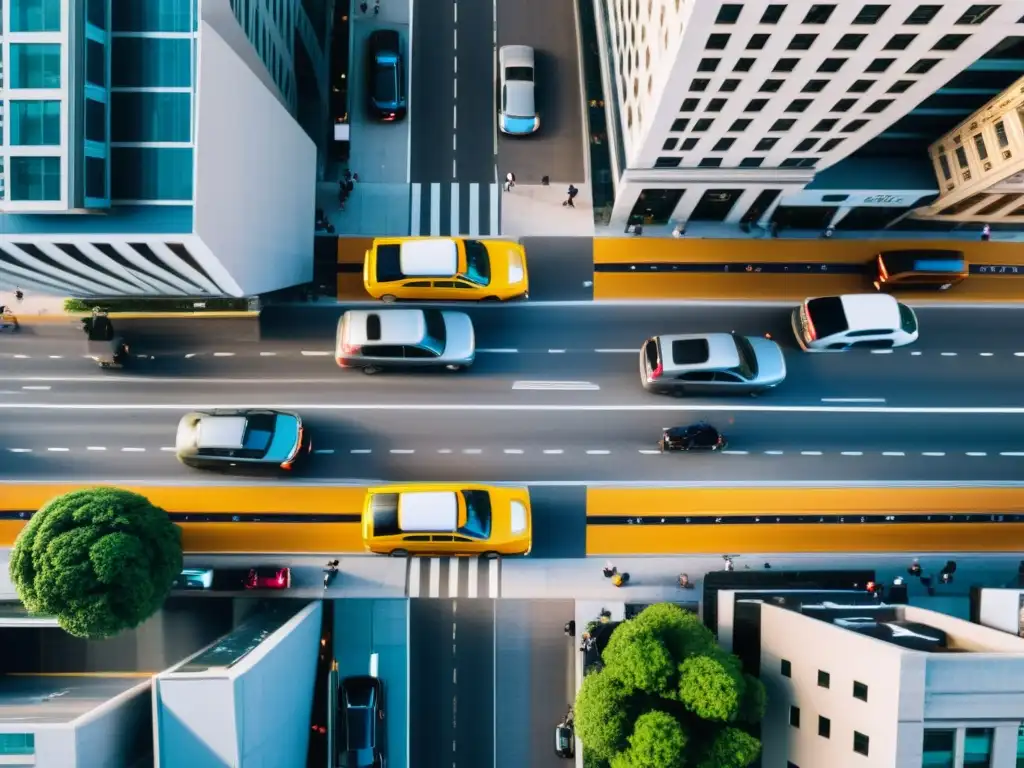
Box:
(501, 184), (596, 239)
(0, 290), (71, 322)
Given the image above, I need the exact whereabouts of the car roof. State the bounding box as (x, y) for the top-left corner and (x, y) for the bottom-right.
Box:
(838, 293), (900, 331)
(399, 239), (458, 277)
(343, 309), (427, 346)
(196, 416), (247, 449)
(661, 333), (739, 370)
(398, 491), (458, 532)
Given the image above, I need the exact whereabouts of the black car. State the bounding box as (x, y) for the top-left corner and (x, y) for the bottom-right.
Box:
(555, 706), (575, 758)
(367, 30), (406, 121)
(340, 676), (385, 768)
(659, 423), (727, 452)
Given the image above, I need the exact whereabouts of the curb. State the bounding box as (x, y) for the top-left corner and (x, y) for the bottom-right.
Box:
(12, 311), (260, 325)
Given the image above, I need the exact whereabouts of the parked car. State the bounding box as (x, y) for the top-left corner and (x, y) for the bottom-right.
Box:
(498, 45), (539, 134)
(367, 29), (406, 121)
(171, 568), (214, 590)
(339, 675), (385, 768)
(244, 567), (292, 590)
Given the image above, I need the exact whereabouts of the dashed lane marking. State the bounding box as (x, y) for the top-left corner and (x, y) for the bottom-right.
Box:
(922, 452), (946, 457)
(503, 449), (524, 454)
(476, 349), (518, 353)
(800, 451), (823, 456)
(87, 446), (106, 451)
(22, 386), (50, 391)
(260, 352), (277, 356)
(9, 448), (31, 453)
(213, 352), (234, 357)
(47, 447), (69, 452)
(314, 449), (335, 454)
(301, 351), (331, 357)
(721, 450), (749, 455)
(462, 449), (483, 454)
(389, 449), (415, 454)
(882, 451), (906, 456)
(512, 381), (600, 391)
(586, 449), (611, 455)
(350, 449), (372, 454)
(841, 451), (864, 456)
(543, 449), (564, 455)
(121, 447), (146, 452)
(966, 452), (987, 456)
(941, 352), (957, 357)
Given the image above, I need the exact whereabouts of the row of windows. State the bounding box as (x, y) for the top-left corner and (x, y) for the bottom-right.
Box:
(664, 130), (845, 155)
(654, 156), (819, 169)
(705, 30), (971, 54)
(111, 0), (193, 33)
(936, 117), (1014, 187)
(696, 54), (943, 77)
(668, 112), (875, 137)
(780, 658), (869, 700)
(679, 92), (894, 116)
(715, 3), (1003, 28)
(789, 705), (870, 755)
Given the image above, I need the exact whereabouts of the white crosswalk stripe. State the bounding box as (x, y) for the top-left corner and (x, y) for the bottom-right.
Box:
(406, 557), (501, 598)
(410, 182), (501, 236)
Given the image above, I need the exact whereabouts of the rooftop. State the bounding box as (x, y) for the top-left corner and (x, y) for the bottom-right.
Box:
(0, 674), (147, 724)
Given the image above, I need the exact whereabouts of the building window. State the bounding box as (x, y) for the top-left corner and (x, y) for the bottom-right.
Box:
(698, 58), (721, 72)
(923, 729), (955, 768)
(789, 706), (800, 727)
(739, 157), (764, 168)
(864, 98), (894, 113)
(799, 158), (819, 168)
(760, 79), (784, 93)
(907, 58), (940, 74)
(817, 670), (831, 688)
(780, 659), (792, 676)
(761, 4), (786, 24)
(87, 0), (107, 28)
(852, 681), (868, 701)
(85, 99), (107, 143)
(110, 147), (194, 201)
(780, 158), (802, 168)
(87, 39), (106, 88)
(957, 5), (1000, 25)
(804, 4), (836, 24)
(964, 728), (993, 768)
(756, 137), (779, 150)
(747, 33), (770, 50)
(813, 118), (839, 131)
(787, 764), (800, 768)
(707, 98), (727, 112)
(771, 118), (796, 131)
(716, 4), (743, 24)
(787, 99), (812, 113)
(662, 138), (678, 151)
(111, 92), (192, 143)
(681, 99), (700, 112)
(681, 138), (699, 150)
(693, 119), (714, 132)
(803, 79), (829, 93)
(853, 4), (889, 24)
(655, 157), (682, 168)
(995, 120), (1009, 148)
(713, 138), (735, 151)
(938, 153), (953, 180)
(85, 156), (108, 200)
(720, 79), (741, 92)
(113, 0), (192, 33)
(955, 146), (970, 168)
(774, 58), (799, 73)
(866, 58), (895, 73)
(10, 44), (63, 90)
(745, 99), (769, 112)
(848, 79), (874, 92)
(843, 119), (870, 132)
(671, 118), (689, 131)
(854, 732), (870, 756)
(10, 101), (62, 146)
(789, 34), (818, 50)
(818, 715), (831, 738)
(831, 99), (857, 112)
(9, 156), (62, 201)
(10, 0), (61, 31)
(934, 33), (970, 50)
(707, 33), (731, 50)
(734, 58), (755, 72)
(1015, 725), (1024, 767)
(885, 34), (918, 50)
(111, 38), (193, 88)
(795, 138), (818, 152)
(699, 158), (723, 168)
(906, 5), (942, 25)
(888, 80), (914, 93)
(836, 34), (867, 50)
(818, 58), (847, 73)
(729, 118), (752, 131)
(820, 137), (845, 151)
(690, 79), (711, 92)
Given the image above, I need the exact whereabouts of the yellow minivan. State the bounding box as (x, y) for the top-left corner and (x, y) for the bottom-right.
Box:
(363, 237), (529, 302)
(361, 483), (532, 557)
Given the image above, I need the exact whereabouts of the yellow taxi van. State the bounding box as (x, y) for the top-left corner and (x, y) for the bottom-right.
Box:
(361, 483), (532, 557)
(873, 249), (968, 292)
(362, 237), (529, 302)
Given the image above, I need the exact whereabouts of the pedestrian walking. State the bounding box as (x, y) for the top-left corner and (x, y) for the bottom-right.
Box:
(564, 620), (575, 637)
(563, 184), (579, 207)
(504, 172), (516, 192)
(611, 572), (629, 588)
(981, 223), (991, 241)
(14, 288), (23, 303)
(723, 555), (735, 572)
(602, 561), (616, 578)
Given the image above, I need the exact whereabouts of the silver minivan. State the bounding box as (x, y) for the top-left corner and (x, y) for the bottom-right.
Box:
(335, 308), (475, 374)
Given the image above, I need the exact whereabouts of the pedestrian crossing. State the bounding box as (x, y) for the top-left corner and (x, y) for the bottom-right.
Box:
(410, 182), (501, 237)
(406, 557), (501, 598)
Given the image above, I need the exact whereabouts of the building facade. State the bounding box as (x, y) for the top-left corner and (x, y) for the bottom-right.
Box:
(0, 0), (330, 298)
(594, 0), (1024, 233)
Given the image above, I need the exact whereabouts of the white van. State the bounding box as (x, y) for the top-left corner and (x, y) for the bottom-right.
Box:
(792, 293), (919, 352)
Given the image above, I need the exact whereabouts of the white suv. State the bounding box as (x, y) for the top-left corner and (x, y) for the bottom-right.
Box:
(792, 293), (919, 352)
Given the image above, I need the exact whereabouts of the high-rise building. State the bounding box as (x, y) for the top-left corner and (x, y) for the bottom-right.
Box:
(593, 0), (1024, 233)
(0, 0), (331, 298)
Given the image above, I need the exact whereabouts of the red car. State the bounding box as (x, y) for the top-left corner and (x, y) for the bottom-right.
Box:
(245, 567), (292, 590)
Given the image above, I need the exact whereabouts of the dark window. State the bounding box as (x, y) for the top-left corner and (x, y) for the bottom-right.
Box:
(955, 146), (969, 168)
(716, 4), (742, 23)
(996, 120), (1010, 148)
(681, 138), (699, 150)
(795, 138), (818, 151)
(771, 118), (796, 130)
(820, 137), (844, 151)
(843, 119), (870, 131)
(761, 5), (786, 23)
(690, 78), (710, 92)
(923, 731), (956, 768)
(907, 58), (939, 74)
(747, 33), (770, 50)
(981, 36), (1024, 60)
(87, 0), (107, 27)
(729, 118), (752, 131)
(789, 34), (818, 50)
(831, 99), (857, 112)
(866, 57), (895, 72)
(804, 4), (836, 24)
(85, 157), (107, 200)
(774, 58), (799, 73)
(655, 157), (681, 168)
(734, 57), (755, 72)
(790, 706), (800, 727)
(818, 670), (831, 688)
(707, 98), (727, 112)
(974, 133), (989, 161)
(86, 39), (106, 87)
(888, 80), (914, 93)
(854, 732), (869, 756)
(803, 79), (829, 92)
(788, 764), (800, 768)
(760, 79), (784, 92)
(848, 79), (874, 92)
(780, 158), (802, 167)
(865, 98), (894, 113)
(671, 118), (690, 131)
(957, 5), (999, 25)
(853, 681), (869, 701)
(713, 137), (735, 151)
(906, 5), (941, 25)
(885, 33), (917, 50)
(707, 33), (731, 50)
(720, 78), (741, 92)
(698, 58), (720, 72)
(813, 117), (839, 130)
(934, 33), (970, 50)
(787, 99), (812, 113)
(853, 5), (889, 24)
(85, 99), (106, 143)
(693, 118), (714, 131)
(938, 153), (953, 180)
(819, 716), (831, 738)
(681, 98), (700, 111)
(756, 137), (778, 150)
(662, 138), (678, 151)
(818, 58), (847, 72)
(745, 98), (769, 112)
(798, 157), (819, 168)
(836, 33), (867, 50)
(739, 157), (764, 167)
(699, 158), (723, 168)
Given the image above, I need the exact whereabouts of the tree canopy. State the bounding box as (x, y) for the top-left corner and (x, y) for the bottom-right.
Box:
(574, 602), (764, 768)
(9, 487), (183, 638)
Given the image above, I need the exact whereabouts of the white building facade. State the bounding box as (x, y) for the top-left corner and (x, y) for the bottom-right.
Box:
(0, 0), (329, 298)
(595, 0), (1024, 232)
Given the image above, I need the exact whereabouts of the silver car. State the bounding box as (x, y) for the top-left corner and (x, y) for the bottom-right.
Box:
(335, 308), (475, 374)
(499, 45), (538, 135)
(639, 332), (786, 395)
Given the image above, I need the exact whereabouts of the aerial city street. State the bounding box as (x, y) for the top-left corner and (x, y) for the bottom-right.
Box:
(4, 1), (1024, 767)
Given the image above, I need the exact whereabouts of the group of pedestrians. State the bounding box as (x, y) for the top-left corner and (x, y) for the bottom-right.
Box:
(503, 172), (579, 207)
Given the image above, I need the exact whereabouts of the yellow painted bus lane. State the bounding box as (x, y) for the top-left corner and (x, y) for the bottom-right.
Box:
(337, 237), (373, 300)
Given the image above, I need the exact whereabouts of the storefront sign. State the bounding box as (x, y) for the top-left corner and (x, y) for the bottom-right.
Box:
(862, 194), (908, 205)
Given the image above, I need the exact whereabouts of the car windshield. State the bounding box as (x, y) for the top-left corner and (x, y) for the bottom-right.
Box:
(421, 309), (448, 356)
(805, 297), (849, 339)
(242, 414), (276, 452)
(730, 335), (757, 380)
(461, 240), (491, 286)
(458, 490), (492, 539)
(898, 303), (918, 334)
(506, 66), (533, 82)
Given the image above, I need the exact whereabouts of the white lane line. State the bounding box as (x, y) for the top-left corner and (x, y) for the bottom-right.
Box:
(160, 447), (176, 452)
(512, 381), (600, 391)
(638, 449), (661, 455)
(841, 451), (864, 456)
(941, 352), (957, 357)
(764, 450), (784, 455)
(980, 352), (994, 357)
(477, 348), (518, 354)
(882, 451), (906, 456)
(122, 447), (146, 452)
(9, 448), (32, 453)
(721, 450), (749, 455)
(437, 449), (453, 454)
(548, 349), (566, 354)
(586, 450), (611, 455)
(595, 349), (636, 353)
(966, 452), (987, 457)
(800, 451), (823, 456)
(1016, 352), (1024, 357)
(1001, 452), (1024, 456)
(87, 446), (107, 451)
(922, 452), (946, 457)
(260, 352), (277, 357)
(821, 398), (885, 403)
(503, 449), (524, 454)
(462, 449), (483, 455)
(301, 351), (332, 357)
(47, 447), (69, 452)
(314, 449), (335, 454)
(213, 352), (234, 357)
(48, 355), (62, 359)
(22, 386), (51, 391)
(910, 351), (923, 356)
(870, 350), (893, 355)
(350, 449), (372, 454)
(14, 354), (29, 359)
(543, 449), (564, 455)
(390, 449), (415, 454)
(185, 353), (197, 359)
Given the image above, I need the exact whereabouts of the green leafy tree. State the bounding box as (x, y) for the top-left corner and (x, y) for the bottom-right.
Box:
(693, 726), (762, 768)
(574, 669), (632, 761)
(610, 710), (688, 768)
(9, 487), (183, 638)
(602, 621), (676, 694)
(678, 654), (744, 722)
(630, 602), (718, 661)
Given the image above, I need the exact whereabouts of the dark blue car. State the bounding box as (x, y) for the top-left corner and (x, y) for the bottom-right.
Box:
(367, 30), (406, 122)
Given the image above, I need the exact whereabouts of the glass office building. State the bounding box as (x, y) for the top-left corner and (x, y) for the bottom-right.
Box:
(0, 0), (332, 297)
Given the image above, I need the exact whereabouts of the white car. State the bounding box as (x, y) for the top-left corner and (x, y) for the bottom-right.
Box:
(792, 293), (919, 352)
(499, 45), (539, 135)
